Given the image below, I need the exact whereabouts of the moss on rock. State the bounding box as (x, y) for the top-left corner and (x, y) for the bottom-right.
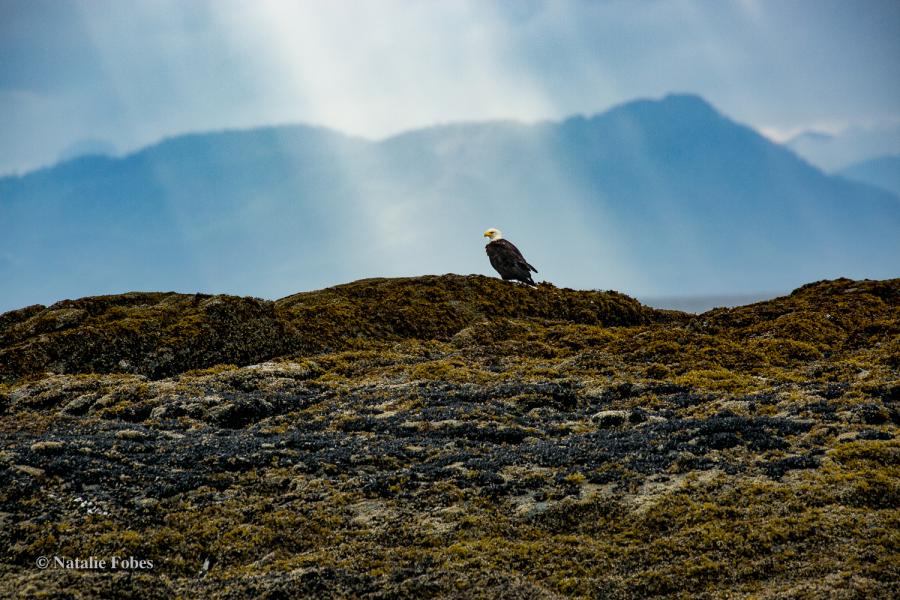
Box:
(0, 276), (898, 598)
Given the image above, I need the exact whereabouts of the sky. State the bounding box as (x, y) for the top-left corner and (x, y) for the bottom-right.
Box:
(1, 0), (899, 176)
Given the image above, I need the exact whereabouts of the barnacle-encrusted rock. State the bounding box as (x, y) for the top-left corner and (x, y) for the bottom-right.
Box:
(0, 276), (653, 384)
(0, 276), (897, 598)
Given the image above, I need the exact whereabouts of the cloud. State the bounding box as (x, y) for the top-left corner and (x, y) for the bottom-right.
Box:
(784, 120), (900, 171)
(0, 0), (898, 174)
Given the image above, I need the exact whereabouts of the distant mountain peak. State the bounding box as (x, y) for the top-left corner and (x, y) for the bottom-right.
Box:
(660, 92), (717, 110)
(57, 138), (117, 163)
(598, 92), (723, 123)
(837, 153), (900, 197)
(787, 130), (835, 146)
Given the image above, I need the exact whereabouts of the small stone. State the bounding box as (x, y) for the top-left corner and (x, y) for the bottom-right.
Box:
(637, 415), (669, 427)
(135, 497), (159, 509)
(14, 464), (45, 478)
(30, 441), (65, 453)
(591, 410), (629, 427)
(61, 394), (95, 415)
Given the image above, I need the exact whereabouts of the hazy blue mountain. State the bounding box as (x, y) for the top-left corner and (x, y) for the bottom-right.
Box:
(837, 154), (900, 197)
(786, 124), (900, 171)
(2, 94), (898, 312)
(57, 138), (118, 163)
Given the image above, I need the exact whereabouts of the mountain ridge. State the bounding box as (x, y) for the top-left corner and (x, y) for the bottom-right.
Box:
(837, 153), (900, 197)
(0, 94), (859, 185)
(1, 93), (898, 313)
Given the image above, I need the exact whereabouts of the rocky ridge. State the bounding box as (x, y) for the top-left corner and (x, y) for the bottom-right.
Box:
(0, 275), (897, 598)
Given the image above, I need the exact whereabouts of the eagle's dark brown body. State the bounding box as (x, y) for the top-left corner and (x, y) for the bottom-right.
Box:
(486, 238), (537, 285)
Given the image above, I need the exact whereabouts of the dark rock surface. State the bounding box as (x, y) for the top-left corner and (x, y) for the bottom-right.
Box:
(1, 275), (897, 598)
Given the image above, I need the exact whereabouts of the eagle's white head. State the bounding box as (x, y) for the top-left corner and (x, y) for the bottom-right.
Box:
(483, 228), (502, 241)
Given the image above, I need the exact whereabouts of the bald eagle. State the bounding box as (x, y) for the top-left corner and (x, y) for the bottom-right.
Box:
(483, 228), (538, 285)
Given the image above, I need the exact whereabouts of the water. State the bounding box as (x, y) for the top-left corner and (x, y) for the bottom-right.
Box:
(638, 292), (786, 314)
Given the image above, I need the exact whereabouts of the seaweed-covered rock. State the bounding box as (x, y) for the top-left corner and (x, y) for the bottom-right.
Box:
(0, 293), (290, 382)
(0, 276), (897, 598)
(0, 275), (656, 384)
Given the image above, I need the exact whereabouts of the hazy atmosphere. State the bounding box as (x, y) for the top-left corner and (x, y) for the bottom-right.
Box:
(3, 4), (900, 598)
(1, 0), (899, 311)
(3, 0), (900, 174)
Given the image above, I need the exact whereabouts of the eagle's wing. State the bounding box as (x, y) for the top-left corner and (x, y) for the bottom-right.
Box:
(498, 239), (538, 273)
